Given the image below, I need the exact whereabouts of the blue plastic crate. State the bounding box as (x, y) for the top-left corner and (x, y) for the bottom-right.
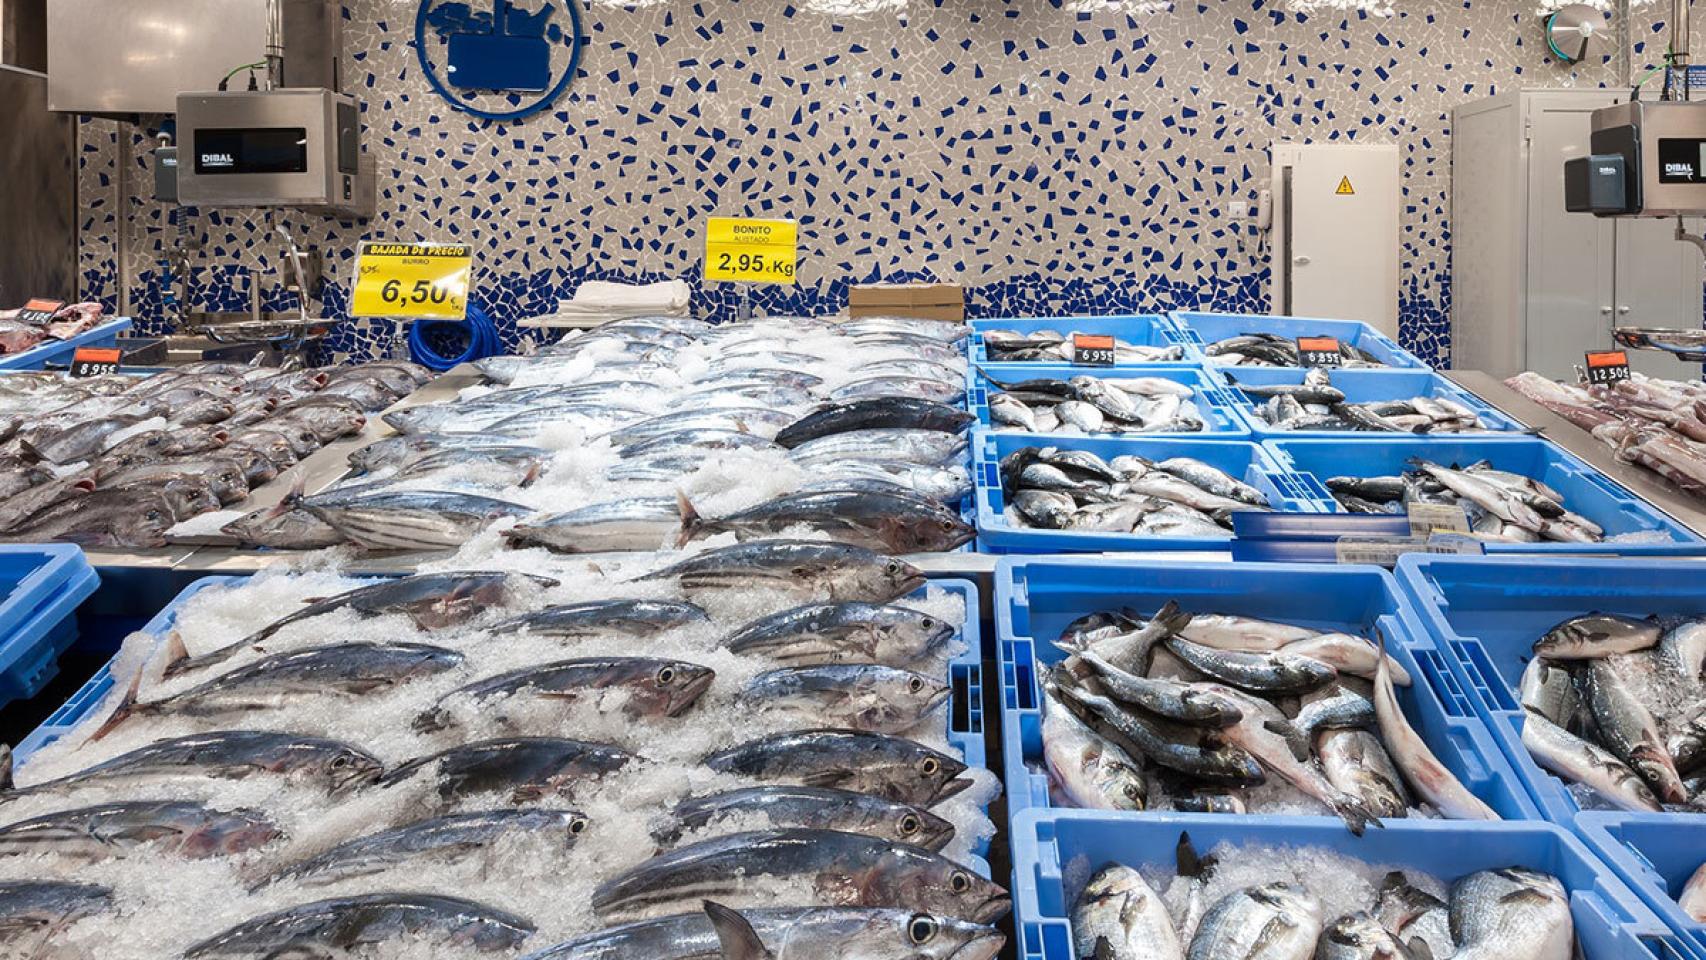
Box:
(1265, 435), (1706, 555)
(1171, 310), (1428, 370)
(1577, 813), (1706, 958)
(972, 430), (1323, 554)
(970, 314), (1201, 369)
(993, 557), (1536, 821)
(1011, 809), (1694, 960)
(0, 545), (100, 711)
(0, 317), (134, 372)
(8, 575), (995, 864)
(1215, 367), (1528, 438)
(1395, 555), (1706, 827)
(967, 363), (1250, 437)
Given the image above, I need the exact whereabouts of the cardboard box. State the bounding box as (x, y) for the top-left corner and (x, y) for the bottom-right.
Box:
(848, 282), (965, 322)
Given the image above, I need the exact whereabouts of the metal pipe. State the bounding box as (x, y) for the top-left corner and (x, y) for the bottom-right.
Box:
(264, 0), (284, 89)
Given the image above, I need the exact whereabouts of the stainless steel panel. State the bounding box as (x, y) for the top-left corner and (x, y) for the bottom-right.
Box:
(1, 0), (46, 71)
(176, 88), (373, 217)
(0, 67), (74, 305)
(46, 0), (339, 115)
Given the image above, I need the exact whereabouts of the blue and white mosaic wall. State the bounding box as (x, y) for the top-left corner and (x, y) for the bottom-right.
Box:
(76, 0), (1646, 366)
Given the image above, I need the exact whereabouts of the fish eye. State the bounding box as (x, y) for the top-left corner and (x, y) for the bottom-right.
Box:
(907, 915), (938, 944)
(898, 814), (920, 835)
(568, 816), (588, 835)
(1123, 784), (1143, 801)
(949, 872), (971, 893)
(330, 756), (349, 770)
(920, 617), (935, 629)
(908, 676), (925, 694)
(886, 560), (901, 574)
(920, 757), (941, 776)
(939, 518), (955, 531)
(656, 666), (676, 685)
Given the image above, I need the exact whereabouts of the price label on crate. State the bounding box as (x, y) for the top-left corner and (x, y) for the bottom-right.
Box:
(704, 217), (798, 285)
(351, 243), (472, 320)
(1072, 334), (1117, 366)
(68, 347), (121, 378)
(1584, 350), (1632, 385)
(15, 298), (64, 326)
(1296, 335), (1343, 367)
(1406, 502), (1471, 537)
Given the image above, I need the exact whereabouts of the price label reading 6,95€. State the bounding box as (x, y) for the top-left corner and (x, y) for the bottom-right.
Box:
(351, 242), (473, 320)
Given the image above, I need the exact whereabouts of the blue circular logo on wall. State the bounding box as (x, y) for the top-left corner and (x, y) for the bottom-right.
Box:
(415, 0), (584, 122)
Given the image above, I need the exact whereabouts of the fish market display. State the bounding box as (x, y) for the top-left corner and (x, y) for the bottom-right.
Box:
(1507, 371), (1706, 501)
(1323, 458), (1613, 544)
(997, 445), (1272, 536)
(1201, 332), (1391, 368)
(0, 301), (109, 355)
(978, 327), (1185, 363)
(1516, 610), (1706, 812)
(0, 360), (431, 547)
(1226, 369), (1496, 433)
(242, 314), (975, 554)
(982, 370), (1209, 435)
(1682, 862), (1706, 922)
(1035, 601), (1498, 829)
(1067, 837), (1571, 960)
(0, 533), (1002, 958)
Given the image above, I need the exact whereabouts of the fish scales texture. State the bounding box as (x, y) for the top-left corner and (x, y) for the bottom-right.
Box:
(519, 907), (1003, 960)
(183, 892), (536, 957)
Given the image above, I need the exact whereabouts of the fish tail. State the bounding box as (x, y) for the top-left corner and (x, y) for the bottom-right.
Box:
(519, 462), (543, 488)
(14, 439), (44, 464)
(0, 743), (12, 792)
(411, 706), (452, 734)
(158, 631), (193, 678)
(703, 901), (774, 960)
(1152, 599), (1194, 636)
(1175, 830), (1215, 881)
(675, 490), (703, 548)
(86, 670), (146, 743)
(973, 365), (1015, 390)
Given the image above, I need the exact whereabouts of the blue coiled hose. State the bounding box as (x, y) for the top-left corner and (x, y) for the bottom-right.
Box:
(406, 303), (504, 371)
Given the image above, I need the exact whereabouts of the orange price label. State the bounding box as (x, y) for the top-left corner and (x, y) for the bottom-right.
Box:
(1296, 336), (1343, 367)
(69, 347), (121, 378)
(1072, 334), (1117, 366)
(1583, 350), (1631, 385)
(1586, 350), (1628, 367)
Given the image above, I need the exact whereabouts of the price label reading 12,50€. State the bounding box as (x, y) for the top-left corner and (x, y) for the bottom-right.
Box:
(704, 217), (798, 285)
(351, 242), (473, 320)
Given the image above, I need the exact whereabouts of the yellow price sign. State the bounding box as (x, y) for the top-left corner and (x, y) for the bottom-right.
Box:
(704, 217), (798, 285)
(351, 242), (473, 319)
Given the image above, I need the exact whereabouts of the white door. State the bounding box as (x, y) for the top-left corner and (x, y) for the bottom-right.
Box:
(1525, 94), (1618, 381)
(1273, 143), (1400, 336)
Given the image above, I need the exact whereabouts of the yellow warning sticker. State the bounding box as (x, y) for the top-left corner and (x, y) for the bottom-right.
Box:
(1335, 176), (1355, 196)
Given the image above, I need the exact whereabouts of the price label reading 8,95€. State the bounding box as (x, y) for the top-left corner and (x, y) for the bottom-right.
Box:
(351, 242), (473, 320)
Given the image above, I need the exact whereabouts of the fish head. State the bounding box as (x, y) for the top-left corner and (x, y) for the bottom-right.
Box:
(183, 809), (287, 858)
(907, 673), (953, 716)
(1080, 864), (1150, 906)
(889, 805), (957, 852)
(852, 912), (1003, 960)
(1320, 911), (1392, 953)
(319, 747), (386, 795)
(651, 660), (717, 717)
(1249, 881), (1322, 923)
(917, 750), (970, 804)
(879, 557), (929, 599)
(114, 498), (175, 547)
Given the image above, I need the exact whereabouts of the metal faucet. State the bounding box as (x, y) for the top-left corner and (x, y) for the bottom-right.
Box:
(277, 226), (312, 323)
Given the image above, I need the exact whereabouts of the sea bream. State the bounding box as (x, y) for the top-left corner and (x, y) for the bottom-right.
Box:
(1072, 864), (1182, 960)
(589, 828), (1008, 922)
(1186, 881), (1322, 960)
(184, 892), (535, 957)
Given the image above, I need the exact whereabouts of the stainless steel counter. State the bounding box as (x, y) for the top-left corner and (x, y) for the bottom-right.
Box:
(1444, 369), (1706, 539)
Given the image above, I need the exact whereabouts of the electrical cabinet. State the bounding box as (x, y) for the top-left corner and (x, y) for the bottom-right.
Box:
(1452, 89), (1703, 380)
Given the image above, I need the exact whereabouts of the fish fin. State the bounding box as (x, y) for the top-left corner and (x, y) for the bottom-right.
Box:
(1404, 937), (1435, 960)
(14, 438), (44, 464)
(86, 669), (146, 742)
(1092, 936), (1116, 960)
(519, 461), (543, 488)
(1497, 888), (1557, 907)
(411, 707), (451, 734)
(1264, 719), (1311, 762)
(675, 490), (702, 548)
(1175, 831), (1216, 881)
(0, 743), (11, 791)
(1152, 598), (1194, 636)
(703, 900), (774, 960)
(160, 630), (190, 674)
(1332, 794), (1383, 836)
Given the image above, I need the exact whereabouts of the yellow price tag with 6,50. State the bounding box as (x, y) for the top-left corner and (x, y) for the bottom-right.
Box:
(704, 217), (797, 285)
(351, 242), (473, 319)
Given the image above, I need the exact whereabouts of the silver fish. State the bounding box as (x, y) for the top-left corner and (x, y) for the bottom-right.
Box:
(184, 892), (535, 957)
(302, 489), (532, 550)
(1040, 690), (1147, 811)
(1073, 864), (1182, 960)
(379, 737), (637, 805)
(634, 540), (925, 603)
(1533, 613), (1661, 659)
(1448, 868), (1571, 960)
(0, 880), (113, 954)
(1658, 617), (1706, 681)
(679, 489), (973, 553)
(1280, 633), (1411, 686)
(1372, 630), (1499, 820)
(1155, 458), (1269, 506)
(415, 657), (716, 731)
(1316, 911), (1416, 960)
(0, 730), (382, 802)
(1186, 882), (1321, 960)
(1162, 636), (1337, 695)
(1176, 614), (1318, 652)
(1520, 709), (1659, 812)
(703, 729), (970, 806)
(590, 829), (1008, 922)
(1071, 651), (1241, 728)
(0, 800), (282, 861)
(1576, 658), (1687, 803)
(787, 428), (968, 467)
(741, 665), (948, 734)
(522, 906), (1003, 960)
(505, 498), (681, 553)
(722, 602), (954, 666)
(1048, 674), (1265, 787)
(1317, 728), (1412, 819)
(657, 786), (954, 852)
(261, 808), (587, 889)
(490, 600), (710, 639)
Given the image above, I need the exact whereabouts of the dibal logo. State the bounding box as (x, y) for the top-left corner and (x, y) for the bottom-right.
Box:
(415, 0), (585, 122)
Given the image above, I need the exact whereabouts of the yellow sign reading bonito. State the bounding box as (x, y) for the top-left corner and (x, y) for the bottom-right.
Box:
(704, 217), (798, 285)
(351, 242), (473, 320)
